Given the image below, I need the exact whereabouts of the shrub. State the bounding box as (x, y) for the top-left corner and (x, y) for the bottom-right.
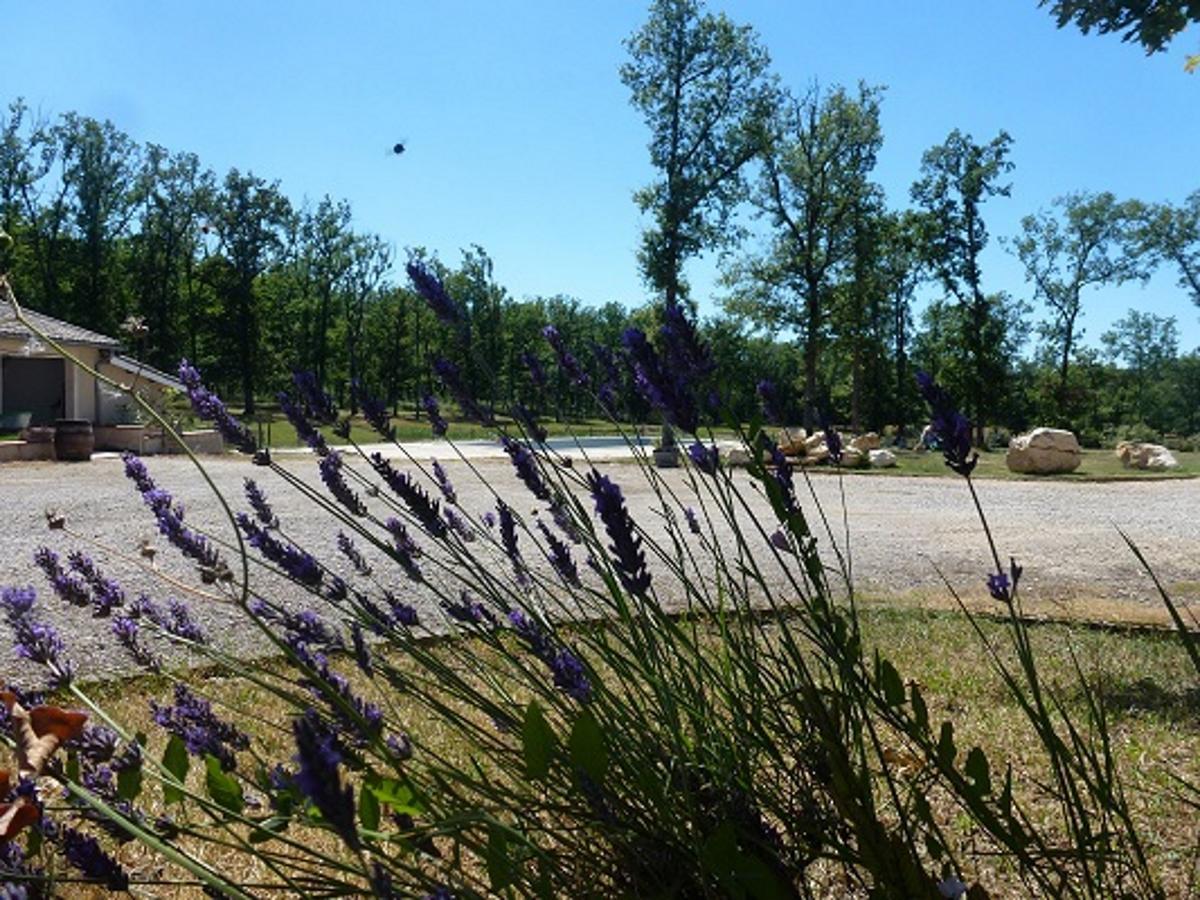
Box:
(0, 272), (1196, 898)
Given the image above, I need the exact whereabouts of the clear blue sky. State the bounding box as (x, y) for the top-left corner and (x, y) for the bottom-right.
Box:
(7, 2), (1199, 350)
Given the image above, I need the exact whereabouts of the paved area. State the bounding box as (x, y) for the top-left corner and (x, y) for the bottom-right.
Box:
(1, 441), (1197, 683)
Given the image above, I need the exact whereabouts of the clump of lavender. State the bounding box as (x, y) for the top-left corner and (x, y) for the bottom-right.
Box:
(543, 325), (589, 387)
(407, 259), (464, 327)
(507, 610), (593, 703)
(318, 451), (367, 516)
(293, 711), (359, 849)
(421, 393), (449, 437)
(431, 459), (457, 504)
(916, 371), (977, 477)
(237, 514), (323, 587)
(503, 436), (551, 501)
(150, 684), (250, 771)
(432, 357), (494, 426)
(244, 478), (278, 528)
(586, 470), (651, 596)
(371, 455), (447, 538)
(178, 359), (257, 453)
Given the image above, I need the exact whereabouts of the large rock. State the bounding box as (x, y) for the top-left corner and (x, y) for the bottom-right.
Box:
(1116, 441), (1179, 470)
(1006, 428), (1082, 474)
(804, 432), (827, 453)
(840, 446), (867, 468)
(777, 427), (807, 456)
(869, 448), (897, 468)
(850, 432), (880, 452)
(800, 443), (829, 465)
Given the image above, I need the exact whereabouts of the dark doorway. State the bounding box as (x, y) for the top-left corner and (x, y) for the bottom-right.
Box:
(2, 357), (66, 425)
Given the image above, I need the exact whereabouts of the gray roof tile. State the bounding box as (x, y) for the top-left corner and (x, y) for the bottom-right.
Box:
(0, 305), (120, 348)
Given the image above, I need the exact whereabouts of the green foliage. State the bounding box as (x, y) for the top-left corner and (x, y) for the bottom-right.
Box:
(1041, 0), (1200, 54)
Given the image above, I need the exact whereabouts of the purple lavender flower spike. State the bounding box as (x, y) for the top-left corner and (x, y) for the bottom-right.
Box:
(318, 451), (367, 516)
(444, 507), (475, 542)
(122, 454), (226, 580)
(512, 403), (548, 444)
(538, 521), (580, 587)
(238, 514), (324, 587)
(384, 519), (425, 582)
(407, 259), (464, 326)
(278, 390), (330, 456)
(2, 585), (74, 688)
(372, 454), (448, 538)
(482, 511), (497, 529)
(684, 506), (701, 535)
(497, 502), (532, 589)
(687, 441), (719, 476)
(507, 610), (593, 703)
(769, 529), (791, 553)
(293, 711), (359, 849)
(421, 393), (448, 437)
(431, 357), (494, 426)
(543, 325), (590, 387)
(757, 380), (784, 424)
(431, 459), (457, 504)
(350, 622), (372, 675)
(337, 532), (373, 575)
(824, 426), (843, 466)
(112, 615), (161, 671)
(987, 572), (1010, 602)
(151, 684), (249, 771)
(585, 469), (651, 596)
(916, 371), (978, 477)
(34, 547), (91, 610)
(521, 349), (547, 388)
(292, 371), (338, 424)
(58, 826), (129, 890)
(443, 592), (496, 627)
(769, 445), (799, 516)
(622, 327), (698, 434)
(355, 381), (395, 440)
(178, 359), (257, 453)
(244, 478), (278, 528)
(503, 436), (551, 500)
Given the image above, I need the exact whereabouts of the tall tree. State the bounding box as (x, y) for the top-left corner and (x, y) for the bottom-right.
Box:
(57, 113), (141, 331)
(299, 197), (355, 393)
(208, 170), (291, 414)
(1138, 191), (1200, 309)
(1014, 191), (1146, 421)
(622, 0), (772, 308)
(1040, 0), (1200, 54)
(911, 129), (1015, 444)
(728, 82), (884, 428)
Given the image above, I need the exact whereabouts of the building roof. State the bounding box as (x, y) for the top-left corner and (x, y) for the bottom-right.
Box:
(0, 305), (121, 349)
(102, 354), (184, 391)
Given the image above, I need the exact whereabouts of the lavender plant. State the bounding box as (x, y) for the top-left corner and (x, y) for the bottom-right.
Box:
(0, 268), (1195, 898)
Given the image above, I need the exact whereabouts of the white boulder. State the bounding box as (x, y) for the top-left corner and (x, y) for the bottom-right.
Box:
(850, 432), (881, 452)
(1006, 428), (1082, 474)
(1116, 442), (1179, 470)
(869, 448), (897, 468)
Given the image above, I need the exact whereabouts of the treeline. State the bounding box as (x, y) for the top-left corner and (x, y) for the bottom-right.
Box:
(2, 2), (1199, 448)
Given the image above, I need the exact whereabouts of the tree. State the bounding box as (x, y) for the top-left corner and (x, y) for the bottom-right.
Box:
(343, 233), (393, 412)
(297, 197), (355, 393)
(1040, 1), (1200, 54)
(1013, 191), (1146, 422)
(1101, 309), (1178, 426)
(207, 170), (291, 414)
(622, 0), (772, 307)
(1138, 191), (1200, 309)
(728, 82), (884, 428)
(911, 129), (1015, 444)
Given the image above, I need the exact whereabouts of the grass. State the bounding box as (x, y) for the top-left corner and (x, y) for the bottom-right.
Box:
(53, 602), (1200, 898)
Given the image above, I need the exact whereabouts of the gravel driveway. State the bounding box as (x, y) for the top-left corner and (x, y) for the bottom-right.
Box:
(1, 445), (1197, 683)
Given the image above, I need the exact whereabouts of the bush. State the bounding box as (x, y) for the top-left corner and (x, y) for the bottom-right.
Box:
(0, 271), (1196, 898)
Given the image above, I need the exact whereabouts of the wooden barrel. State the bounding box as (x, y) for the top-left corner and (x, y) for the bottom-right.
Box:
(54, 419), (95, 462)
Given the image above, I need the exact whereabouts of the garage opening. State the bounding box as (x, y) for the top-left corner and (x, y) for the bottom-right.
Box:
(2, 357), (67, 425)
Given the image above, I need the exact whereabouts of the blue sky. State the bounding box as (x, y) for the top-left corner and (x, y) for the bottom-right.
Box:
(7, 2), (1199, 349)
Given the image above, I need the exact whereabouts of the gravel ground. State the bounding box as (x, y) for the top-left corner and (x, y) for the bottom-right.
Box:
(1, 445), (1197, 683)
